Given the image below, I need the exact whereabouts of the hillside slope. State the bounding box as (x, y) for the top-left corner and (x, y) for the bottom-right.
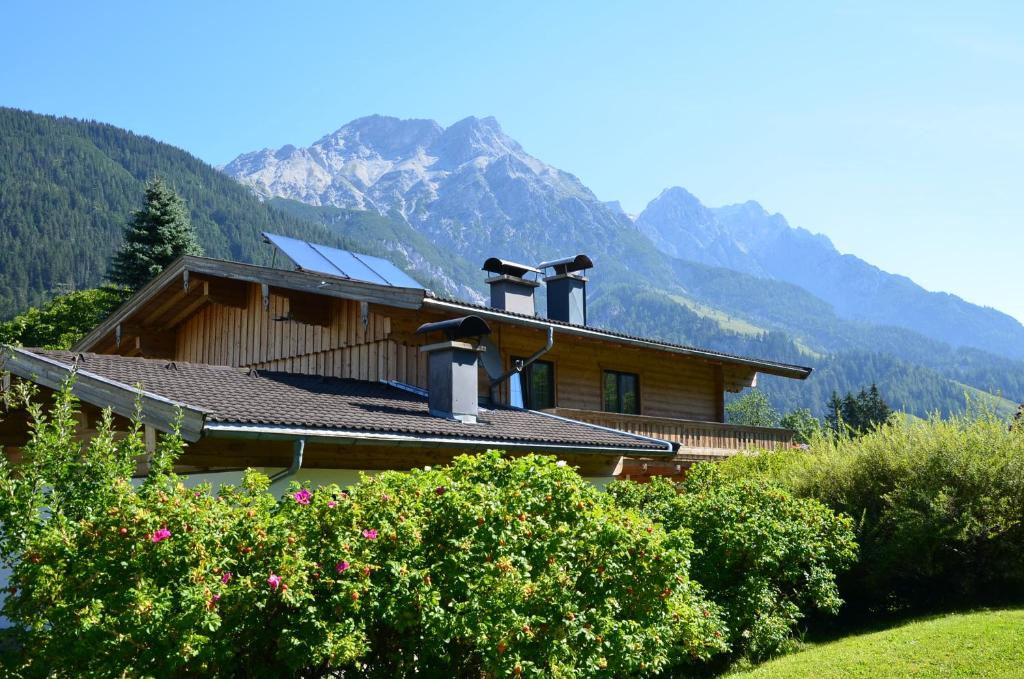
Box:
(0, 108), (471, 318)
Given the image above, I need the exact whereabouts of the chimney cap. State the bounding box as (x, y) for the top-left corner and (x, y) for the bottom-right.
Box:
(482, 257), (542, 278)
(415, 315), (492, 341)
(538, 254), (593, 275)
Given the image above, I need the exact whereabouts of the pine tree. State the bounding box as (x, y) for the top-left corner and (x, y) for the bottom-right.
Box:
(825, 391), (844, 432)
(865, 383), (893, 426)
(108, 178), (203, 290)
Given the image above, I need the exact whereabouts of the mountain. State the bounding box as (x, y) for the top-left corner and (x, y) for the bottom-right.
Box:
(224, 113), (1024, 416)
(637, 188), (1024, 360)
(0, 108), (472, 318)
(225, 115), (673, 292)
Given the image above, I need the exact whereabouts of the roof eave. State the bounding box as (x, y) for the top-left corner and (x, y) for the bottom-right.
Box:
(422, 297), (813, 380)
(1, 346), (208, 441)
(201, 422), (674, 456)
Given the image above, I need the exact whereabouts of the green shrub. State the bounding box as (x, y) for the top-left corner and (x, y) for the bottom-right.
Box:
(793, 414), (1024, 614)
(609, 468), (857, 662)
(717, 414), (1024, 616)
(0, 380), (726, 677)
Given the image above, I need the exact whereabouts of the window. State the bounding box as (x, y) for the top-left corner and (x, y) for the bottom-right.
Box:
(513, 358), (555, 410)
(603, 370), (639, 414)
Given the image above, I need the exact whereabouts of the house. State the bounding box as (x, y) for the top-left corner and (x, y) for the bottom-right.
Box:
(0, 234), (811, 488)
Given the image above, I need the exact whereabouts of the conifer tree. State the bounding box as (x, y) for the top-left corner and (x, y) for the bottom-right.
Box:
(108, 178), (203, 290)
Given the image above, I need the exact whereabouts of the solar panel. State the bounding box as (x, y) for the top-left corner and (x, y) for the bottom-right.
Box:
(262, 232), (425, 290)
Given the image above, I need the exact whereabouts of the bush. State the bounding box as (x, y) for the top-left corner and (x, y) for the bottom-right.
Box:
(609, 468), (857, 662)
(794, 414), (1024, 614)
(0, 380), (726, 677)
(717, 413), (1024, 616)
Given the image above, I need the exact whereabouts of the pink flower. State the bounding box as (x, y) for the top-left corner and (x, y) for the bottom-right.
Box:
(221, 572), (232, 585)
(336, 560), (350, 573)
(150, 527), (171, 543)
(293, 489), (312, 505)
(327, 501), (337, 509)
(211, 593), (221, 603)
(268, 573), (282, 590)
(362, 529), (378, 540)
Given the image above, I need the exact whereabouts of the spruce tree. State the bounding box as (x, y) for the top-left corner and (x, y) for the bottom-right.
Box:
(108, 177), (203, 290)
(825, 391), (844, 432)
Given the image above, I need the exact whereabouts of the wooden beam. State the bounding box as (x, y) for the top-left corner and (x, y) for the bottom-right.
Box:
(163, 281), (211, 328)
(141, 290), (187, 325)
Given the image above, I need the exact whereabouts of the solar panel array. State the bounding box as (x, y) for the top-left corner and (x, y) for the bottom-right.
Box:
(262, 232), (424, 289)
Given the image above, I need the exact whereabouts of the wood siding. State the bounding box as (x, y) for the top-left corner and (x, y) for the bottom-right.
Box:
(164, 282), (752, 425)
(173, 286), (430, 388)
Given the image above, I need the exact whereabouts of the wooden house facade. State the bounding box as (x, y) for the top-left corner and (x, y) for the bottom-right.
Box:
(2, 245), (810, 487)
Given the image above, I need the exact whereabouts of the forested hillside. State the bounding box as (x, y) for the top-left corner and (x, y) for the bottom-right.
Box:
(0, 108), (471, 318)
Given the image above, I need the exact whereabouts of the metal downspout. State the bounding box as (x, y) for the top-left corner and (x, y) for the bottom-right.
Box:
(489, 326), (554, 403)
(270, 437), (306, 484)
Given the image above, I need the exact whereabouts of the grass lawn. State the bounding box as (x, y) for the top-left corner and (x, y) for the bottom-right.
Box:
(730, 609), (1024, 679)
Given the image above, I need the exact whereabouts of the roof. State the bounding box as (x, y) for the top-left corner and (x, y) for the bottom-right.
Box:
(71, 254), (812, 380)
(423, 294), (813, 379)
(3, 348), (672, 454)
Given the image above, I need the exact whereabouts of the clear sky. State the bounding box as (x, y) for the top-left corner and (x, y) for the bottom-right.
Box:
(3, 1), (1022, 323)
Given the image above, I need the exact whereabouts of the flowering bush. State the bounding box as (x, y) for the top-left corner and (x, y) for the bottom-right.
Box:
(0, 381), (726, 676)
(609, 465), (857, 662)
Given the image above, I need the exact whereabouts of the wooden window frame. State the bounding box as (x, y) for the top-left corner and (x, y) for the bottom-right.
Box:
(512, 357), (556, 410)
(602, 369), (641, 415)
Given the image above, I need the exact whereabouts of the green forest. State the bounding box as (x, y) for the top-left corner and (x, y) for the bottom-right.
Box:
(0, 107), (369, 318)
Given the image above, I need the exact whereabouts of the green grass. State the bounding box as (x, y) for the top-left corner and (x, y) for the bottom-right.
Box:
(958, 382), (1018, 418)
(667, 293), (766, 337)
(730, 609), (1024, 679)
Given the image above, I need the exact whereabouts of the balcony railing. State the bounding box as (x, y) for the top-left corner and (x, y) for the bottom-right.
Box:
(546, 408), (796, 457)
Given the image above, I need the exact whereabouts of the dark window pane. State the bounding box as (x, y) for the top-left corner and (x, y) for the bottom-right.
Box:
(603, 371), (619, 412)
(527, 361), (554, 409)
(514, 358), (555, 410)
(603, 370), (639, 414)
(621, 373), (639, 414)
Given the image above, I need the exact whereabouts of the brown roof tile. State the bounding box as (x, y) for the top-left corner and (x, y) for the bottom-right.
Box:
(28, 351), (668, 452)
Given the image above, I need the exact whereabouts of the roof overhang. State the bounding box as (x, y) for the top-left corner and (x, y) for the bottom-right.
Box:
(422, 297), (813, 380)
(71, 255), (809, 380)
(203, 422), (674, 456)
(1, 346), (208, 441)
(3, 347), (673, 456)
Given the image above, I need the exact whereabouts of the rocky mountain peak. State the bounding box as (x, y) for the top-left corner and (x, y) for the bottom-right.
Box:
(316, 115), (443, 160)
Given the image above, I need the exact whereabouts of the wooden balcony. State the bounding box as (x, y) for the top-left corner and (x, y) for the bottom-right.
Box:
(546, 408), (796, 460)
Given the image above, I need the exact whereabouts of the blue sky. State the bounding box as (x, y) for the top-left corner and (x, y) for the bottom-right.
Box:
(3, 1), (1022, 323)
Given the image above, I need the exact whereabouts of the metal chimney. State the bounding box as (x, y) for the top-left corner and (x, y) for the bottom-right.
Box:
(539, 254), (593, 325)
(482, 258), (541, 316)
(415, 316), (491, 423)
